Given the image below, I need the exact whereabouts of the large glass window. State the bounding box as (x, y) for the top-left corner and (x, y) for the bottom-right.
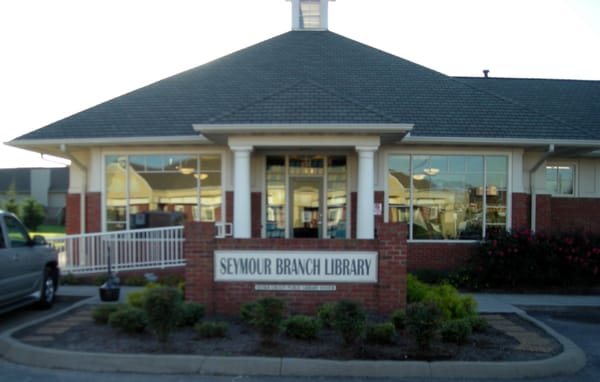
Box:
(105, 154), (222, 231)
(545, 164), (574, 196)
(388, 154), (508, 240)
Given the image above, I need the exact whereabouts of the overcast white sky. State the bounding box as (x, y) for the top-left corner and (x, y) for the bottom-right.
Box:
(1, 0), (599, 168)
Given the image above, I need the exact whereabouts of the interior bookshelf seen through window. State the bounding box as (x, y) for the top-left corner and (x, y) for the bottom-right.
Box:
(545, 164), (574, 196)
(388, 154), (508, 240)
(266, 155), (347, 239)
(105, 154), (222, 231)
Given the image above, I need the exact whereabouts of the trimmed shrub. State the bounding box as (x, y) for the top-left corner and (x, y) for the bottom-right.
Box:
(390, 308), (407, 331)
(406, 274), (430, 304)
(468, 315), (490, 333)
(195, 321), (229, 338)
(240, 301), (257, 325)
(283, 315), (321, 340)
(127, 290), (146, 309)
(441, 318), (472, 344)
(108, 306), (147, 333)
(159, 274), (185, 289)
(143, 286), (182, 342)
(251, 297), (287, 345)
(405, 301), (442, 351)
(316, 302), (335, 328)
(332, 300), (367, 346)
(91, 303), (124, 324)
(177, 302), (206, 327)
(422, 283), (478, 321)
(365, 322), (396, 345)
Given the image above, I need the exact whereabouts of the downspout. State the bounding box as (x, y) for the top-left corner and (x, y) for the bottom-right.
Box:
(529, 144), (554, 232)
(60, 144), (88, 234)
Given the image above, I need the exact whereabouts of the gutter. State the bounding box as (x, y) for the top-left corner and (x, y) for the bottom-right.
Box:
(529, 144), (555, 232)
(60, 144), (88, 234)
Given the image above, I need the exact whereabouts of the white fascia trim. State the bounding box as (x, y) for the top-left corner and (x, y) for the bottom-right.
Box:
(401, 136), (600, 147)
(193, 123), (414, 135)
(7, 135), (211, 148)
(228, 135), (381, 148)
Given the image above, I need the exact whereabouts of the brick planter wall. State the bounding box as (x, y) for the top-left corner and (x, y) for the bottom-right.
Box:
(407, 242), (476, 271)
(184, 222), (407, 316)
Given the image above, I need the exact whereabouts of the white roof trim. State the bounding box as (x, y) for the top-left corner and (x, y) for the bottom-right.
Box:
(193, 123), (414, 135)
(401, 135), (600, 147)
(7, 135), (211, 148)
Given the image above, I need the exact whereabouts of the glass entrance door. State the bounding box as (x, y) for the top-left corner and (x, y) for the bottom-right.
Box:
(290, 178), (323, 238)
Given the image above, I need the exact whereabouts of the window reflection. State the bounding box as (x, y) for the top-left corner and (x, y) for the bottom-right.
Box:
(388, 155), (508, 240)
(105, 154), (222, 231)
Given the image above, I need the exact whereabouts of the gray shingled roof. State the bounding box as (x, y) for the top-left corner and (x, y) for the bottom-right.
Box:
(11, 31), (594, 143)
(456, 77), (600, 139)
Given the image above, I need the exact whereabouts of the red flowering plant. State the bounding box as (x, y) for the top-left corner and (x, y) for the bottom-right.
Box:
(471, 228), (600, 289)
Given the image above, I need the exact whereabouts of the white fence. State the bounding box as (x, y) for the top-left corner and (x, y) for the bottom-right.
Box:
(46, 226), (185, 275)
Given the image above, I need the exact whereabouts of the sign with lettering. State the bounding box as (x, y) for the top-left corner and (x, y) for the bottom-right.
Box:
(214, 250), (377, 283)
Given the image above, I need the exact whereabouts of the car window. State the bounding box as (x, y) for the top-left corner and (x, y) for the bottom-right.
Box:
(0, 225), (5, 248)
(3, 215), (30, 248)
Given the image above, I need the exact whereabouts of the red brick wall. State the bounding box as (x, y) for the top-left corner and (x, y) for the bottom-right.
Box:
(551, 198), (600, 233)
(512, 193), (530, 231)
(184, 222), (407, 316)
(225, 191), (233, 224)
(535, 194), (553, 233)
(65, 192), (102, 234)
(407, 242), (476, 271)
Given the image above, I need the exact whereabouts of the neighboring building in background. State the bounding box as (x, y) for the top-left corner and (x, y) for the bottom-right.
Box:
(0, 167), (68, 225)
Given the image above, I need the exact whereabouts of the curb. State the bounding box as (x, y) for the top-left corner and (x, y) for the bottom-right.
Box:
(0, 301), (587, 378)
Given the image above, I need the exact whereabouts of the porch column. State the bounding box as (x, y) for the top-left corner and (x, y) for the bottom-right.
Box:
(231, 145), (253, 238)
(356, 145), (378, 239)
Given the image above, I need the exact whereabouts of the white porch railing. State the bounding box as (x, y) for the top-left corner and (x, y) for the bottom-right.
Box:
(46, 226), (185, 275)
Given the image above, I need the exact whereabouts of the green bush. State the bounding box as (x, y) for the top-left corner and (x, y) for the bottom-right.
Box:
(390, 309), (407, 331)
(177, 302), (205, 327)
(251, 297), (287, 345)
(60, 273), (81, 286)
(405, 301), (442, 351)
(195, 321), (229, 338)
(332, 300), (367, 346)
(127, 290), (146, 309)
(365, 322), (396, 344)
(143, 286), (182, 342)
(91, 303), (124, 324)
(441, 318), (472, 344)
(122, 275), (148, 286)
(20, 197), (45, 231)
(411, 269), (448, 285)
(422, 283), (478, 321)
(108, 306), (148, 333)
(283, 315), (321, 340)
(468, 315), (490, 333)
(240, 302), (257, 324)
(406, 274), (430, 304)
(316, 302), (335, 328)
(159, 274), (185, 289)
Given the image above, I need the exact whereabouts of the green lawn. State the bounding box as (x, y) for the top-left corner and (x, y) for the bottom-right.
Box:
(32, 225), (66, 238)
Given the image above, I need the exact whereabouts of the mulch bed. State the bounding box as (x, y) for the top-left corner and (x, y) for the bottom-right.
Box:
(15, 304), (562, 362)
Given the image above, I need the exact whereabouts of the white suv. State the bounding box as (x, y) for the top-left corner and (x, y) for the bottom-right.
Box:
(0, 210), (60, 314)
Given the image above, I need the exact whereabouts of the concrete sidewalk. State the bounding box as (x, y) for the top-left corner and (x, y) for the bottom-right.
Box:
(0, 286), (597, 378)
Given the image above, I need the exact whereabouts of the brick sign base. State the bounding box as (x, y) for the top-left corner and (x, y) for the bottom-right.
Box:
(184, 222), (407, 316)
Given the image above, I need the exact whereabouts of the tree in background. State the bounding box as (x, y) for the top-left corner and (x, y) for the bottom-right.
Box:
(2, 179), (20, 215)
(21, 197), (45, 231)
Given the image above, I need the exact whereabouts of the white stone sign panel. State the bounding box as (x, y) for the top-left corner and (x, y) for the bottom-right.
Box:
(214, 250), (378, 283)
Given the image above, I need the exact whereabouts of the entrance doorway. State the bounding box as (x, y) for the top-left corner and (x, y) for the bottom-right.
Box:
(290, 178), (322, 238)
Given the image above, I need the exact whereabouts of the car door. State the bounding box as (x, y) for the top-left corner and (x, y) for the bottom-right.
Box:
(0, 215), (38, 302)
(0, 220), (21, 304)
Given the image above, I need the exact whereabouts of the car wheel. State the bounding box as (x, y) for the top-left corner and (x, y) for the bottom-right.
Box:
(38, 268), (56, 309)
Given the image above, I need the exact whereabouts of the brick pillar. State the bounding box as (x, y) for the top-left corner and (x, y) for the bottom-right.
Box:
(511, 192), (531, 231)
(535, 194), (552, 233)
(65, 193), (81, 235)
(184, 222), (217, 312)
(376, 222), (407, 314)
